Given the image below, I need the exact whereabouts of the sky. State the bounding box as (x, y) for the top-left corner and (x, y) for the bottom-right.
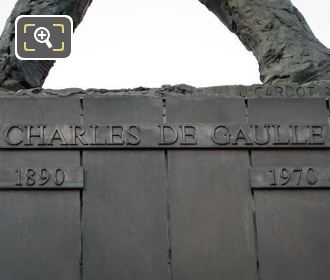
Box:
(1, 0), (330, 89)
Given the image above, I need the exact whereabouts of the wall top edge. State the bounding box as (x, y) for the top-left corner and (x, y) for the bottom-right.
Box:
(1, 81), (330, 98)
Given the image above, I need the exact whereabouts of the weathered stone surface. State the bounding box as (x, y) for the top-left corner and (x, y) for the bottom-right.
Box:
(252, 151), (330, 280)
(0, 0), (93, 90)
(0, 93), (328, 279)
(82, 96), (169, 280)
(1, 81), (330, 98)
(0, 95), (82, 279)
(248, 98), (328, 124)
(0, 151), (81, 280)
(166, 96), (256, 280)
(199, 0), (330, 84)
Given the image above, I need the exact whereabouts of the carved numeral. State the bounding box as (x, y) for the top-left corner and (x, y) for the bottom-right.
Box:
(39, 168), (50, 186)
(268, 167), (317, 186)
(307, 168), (317, 185)
(15, 168), (66, 187)
(54, 169), (65, 186)
(26, 168), (36, 186)
(15, 169), (22, 186)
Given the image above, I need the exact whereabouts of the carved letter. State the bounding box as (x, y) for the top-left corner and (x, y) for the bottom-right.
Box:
(212, 125), (230, 145)
(50, 127), (68, 145)
(285, 85), (295, 97)
(296, 87), (306, 97)
(254, 86), (264, 97)
(290, 125), (307, 145)
(272, 125), (290, 145)
(127, 125), (141, 145)
(5, 125), (24, 145)
(274, 86), (284, 97)
(90, 125), (106, 145)
(108, 126), (125, 145)
(306, 86), (315, 97)
(25, 125), (46, 146)
(180, 125), (197, 145)
(159, 125), (178, 145)
(73, 126), (88, 145)
(252, 125), (270, 145)
(233, 127), (252, 145)
(309, 126), (325, 145)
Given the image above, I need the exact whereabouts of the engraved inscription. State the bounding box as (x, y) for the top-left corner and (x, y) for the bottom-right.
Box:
(239, 85), (330, 98)
(268, 167), (317, 186)
(158, 125), (197, 146)
(0, 167), (83, 189)
(1, 123), (330, 149)
(15, 168), (66, 187)
(251, 167), (330, 189)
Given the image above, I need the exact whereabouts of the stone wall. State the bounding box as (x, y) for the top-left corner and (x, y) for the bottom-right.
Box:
(0, 84), (329, 280)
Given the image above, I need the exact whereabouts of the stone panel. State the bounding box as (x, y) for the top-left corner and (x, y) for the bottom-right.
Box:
(82, 96), (168, 279)
(167, 97), (256, 280)
(166, 96), (246, 123)
(168, 150), (257, 280)
(83, 151), (168, 280)
(248, 98), (328, 124)
(252, 150), (330, 280)
(0, 97), (82, 280)
(0, 151), (81, 280)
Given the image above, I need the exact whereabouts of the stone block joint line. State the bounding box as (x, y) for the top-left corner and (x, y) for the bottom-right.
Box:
(80, 97), (84, 280)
